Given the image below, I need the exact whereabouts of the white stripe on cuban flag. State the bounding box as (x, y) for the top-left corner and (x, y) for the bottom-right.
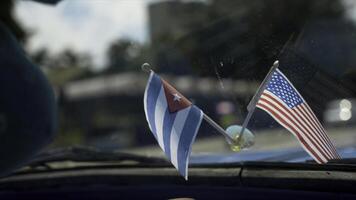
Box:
(256, 68), (340, 163)
(144, 71), (203, 179)
(154, 87), (168, 149)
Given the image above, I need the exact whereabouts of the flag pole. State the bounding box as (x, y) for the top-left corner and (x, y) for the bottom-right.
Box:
(202, 113), (234, 144)
(141, 63), (235, 144)
(141, 63), (153, 73)
(236, 60), (279, 144)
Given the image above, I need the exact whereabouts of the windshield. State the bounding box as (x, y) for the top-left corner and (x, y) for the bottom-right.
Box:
(8, 0), (356, 165)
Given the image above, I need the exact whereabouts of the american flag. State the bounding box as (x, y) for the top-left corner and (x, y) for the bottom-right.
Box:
(256, 68), (340, 163)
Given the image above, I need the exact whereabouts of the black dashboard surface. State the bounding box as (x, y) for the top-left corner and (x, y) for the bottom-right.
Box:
(0, 162), (355, 199)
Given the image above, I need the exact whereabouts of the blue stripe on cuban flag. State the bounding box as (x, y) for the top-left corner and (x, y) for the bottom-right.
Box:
(144, 71), (203, 179)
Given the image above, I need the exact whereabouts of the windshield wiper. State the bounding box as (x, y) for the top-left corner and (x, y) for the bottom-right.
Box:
(26, 146), (168, 169)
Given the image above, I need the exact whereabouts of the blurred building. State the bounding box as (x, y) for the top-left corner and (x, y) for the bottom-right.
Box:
(60, 72), (258, 150)
(148, 0), (248, 43)
(149, 1), (209, 43)
(55, 0), (356, 151)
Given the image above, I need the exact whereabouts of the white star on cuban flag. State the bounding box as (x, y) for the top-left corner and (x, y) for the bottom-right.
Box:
(173, 93), (182, 102)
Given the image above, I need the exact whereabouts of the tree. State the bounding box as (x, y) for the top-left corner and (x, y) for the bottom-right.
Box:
(151, 0), (349, 79)
(105, 39), (149, 73)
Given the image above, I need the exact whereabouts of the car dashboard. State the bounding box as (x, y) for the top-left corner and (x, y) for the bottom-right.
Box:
(0, 162), (355, 199)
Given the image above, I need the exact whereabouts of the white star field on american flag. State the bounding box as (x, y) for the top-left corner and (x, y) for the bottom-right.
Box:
(266, 72), (303, 108)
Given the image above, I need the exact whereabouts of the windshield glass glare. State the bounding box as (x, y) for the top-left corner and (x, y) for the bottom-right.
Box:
(12, 0), (356, 163)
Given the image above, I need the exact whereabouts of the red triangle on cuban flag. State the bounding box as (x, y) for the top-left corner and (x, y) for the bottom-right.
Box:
(161, 79), (192, 113)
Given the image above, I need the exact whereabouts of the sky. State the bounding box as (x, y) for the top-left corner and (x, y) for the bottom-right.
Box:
(14, 0), (157, 69)
(14, 0), (356, 70)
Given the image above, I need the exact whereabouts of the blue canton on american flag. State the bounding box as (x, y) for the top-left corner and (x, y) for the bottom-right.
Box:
(256, 68), (340, 163)
(144, 71), (203, 179)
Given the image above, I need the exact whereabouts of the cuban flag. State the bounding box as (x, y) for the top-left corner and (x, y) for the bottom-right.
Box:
(144, 71), (203, 179)
(256, 68), (340, 163)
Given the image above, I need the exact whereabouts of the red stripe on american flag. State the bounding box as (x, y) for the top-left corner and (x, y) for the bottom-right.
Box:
(294, 105), (338, 159)
(302, 104), (340, 158)
(293, 106), (337, 157)
(297, 105), (339, 158)
(258, 96), (329, 162)
(299, 104), (340, 158)
(256, 103), (324, 163)
(262, 93), (334, 160)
